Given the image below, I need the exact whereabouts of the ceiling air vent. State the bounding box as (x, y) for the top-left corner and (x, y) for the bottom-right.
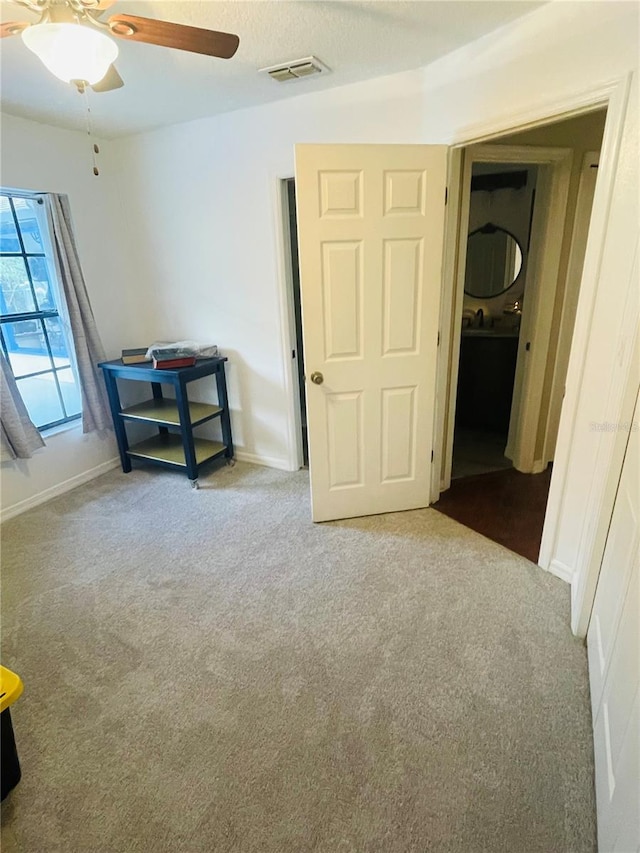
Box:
(260, 56), (330, 83)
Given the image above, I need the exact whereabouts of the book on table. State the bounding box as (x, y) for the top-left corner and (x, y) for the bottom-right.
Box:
(121, 348), (151, 364)
(152, 356), (197, 369)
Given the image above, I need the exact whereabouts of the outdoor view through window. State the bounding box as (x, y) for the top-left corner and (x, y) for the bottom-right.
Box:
(0, 192), (81, 429)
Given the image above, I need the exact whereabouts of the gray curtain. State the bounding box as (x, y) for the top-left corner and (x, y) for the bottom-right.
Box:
(45, 194), (111, 433)
(0, 351), (45, 460)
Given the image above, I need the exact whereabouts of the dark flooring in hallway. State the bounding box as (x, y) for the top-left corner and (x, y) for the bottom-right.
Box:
(434, 466), (553, 563)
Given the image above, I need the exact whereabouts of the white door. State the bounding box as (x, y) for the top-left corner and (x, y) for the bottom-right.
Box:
(587, 388), (639, 853)
(295, 144), (448, 522)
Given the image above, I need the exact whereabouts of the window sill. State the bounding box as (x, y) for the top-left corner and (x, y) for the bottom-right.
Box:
(41, 419), (82, 440)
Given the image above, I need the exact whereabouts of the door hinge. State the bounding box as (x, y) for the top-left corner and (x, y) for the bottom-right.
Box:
(437, 331), (440, 347)
(292, 349), (296, 359)
(431, 450), (434, 462)
(445, 187), (448, 205)
(525, 341), (531, 352)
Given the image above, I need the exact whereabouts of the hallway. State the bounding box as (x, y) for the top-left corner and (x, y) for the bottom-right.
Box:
(434, 467), (553, 563)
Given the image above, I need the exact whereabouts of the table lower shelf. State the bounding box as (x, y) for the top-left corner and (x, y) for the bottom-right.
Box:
(127, 434), (228, 469)
(121, 398), (222, 427)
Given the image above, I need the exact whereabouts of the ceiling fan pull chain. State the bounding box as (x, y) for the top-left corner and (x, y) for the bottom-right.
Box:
(77, 81), (100, 176)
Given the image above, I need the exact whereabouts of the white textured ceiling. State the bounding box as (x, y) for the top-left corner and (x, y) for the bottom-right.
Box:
(0, 1), (544, 138)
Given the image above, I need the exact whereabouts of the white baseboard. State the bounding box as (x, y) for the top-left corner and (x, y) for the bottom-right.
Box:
(547, 558), (574, 584)
(234, 450), (294, 472)
(1, 457), (120, 523)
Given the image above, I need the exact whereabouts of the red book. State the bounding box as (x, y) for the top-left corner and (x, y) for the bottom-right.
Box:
(152, 356), (197, 369)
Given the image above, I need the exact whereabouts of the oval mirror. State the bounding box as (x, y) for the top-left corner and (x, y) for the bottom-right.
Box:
(464, 223), (523, 299)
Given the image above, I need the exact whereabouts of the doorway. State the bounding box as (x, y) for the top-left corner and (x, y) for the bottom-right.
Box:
(451, 161), (536, 481)
(284, 178), (308, 467)
(435, 109), (607, 562)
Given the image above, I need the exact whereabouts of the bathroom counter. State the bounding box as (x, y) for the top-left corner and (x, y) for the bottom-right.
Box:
(456, 333), (520, 433)
(461, 328), (520, 338)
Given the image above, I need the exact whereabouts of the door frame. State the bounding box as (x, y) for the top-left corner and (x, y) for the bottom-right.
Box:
(434, 74), (633, 636)
(274, 175), (305, 471)
(431, 148), (464, 502)
(541, 150), (600, 469)
(436, 143), (572, 493)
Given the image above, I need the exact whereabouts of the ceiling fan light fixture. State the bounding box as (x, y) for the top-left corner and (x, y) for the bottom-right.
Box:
(22, 23), (118, 85)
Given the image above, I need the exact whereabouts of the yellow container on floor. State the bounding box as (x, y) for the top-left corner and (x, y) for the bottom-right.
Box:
(1, 664), (24, 801)
(0, 665), (23, 712)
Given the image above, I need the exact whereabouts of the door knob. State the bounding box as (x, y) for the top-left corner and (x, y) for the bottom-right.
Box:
(310, 371), (324, 385)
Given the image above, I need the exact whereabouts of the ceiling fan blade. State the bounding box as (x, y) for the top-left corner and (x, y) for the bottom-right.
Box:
(1, 21), (29, 38)
(107, 14), (239, 59)
(91, 64), (124, 93)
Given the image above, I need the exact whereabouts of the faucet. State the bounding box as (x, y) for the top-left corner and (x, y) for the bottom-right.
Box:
(476, 308), (484, 328)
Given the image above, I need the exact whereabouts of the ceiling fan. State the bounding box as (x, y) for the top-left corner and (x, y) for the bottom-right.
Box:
(0, 0), (240, 92)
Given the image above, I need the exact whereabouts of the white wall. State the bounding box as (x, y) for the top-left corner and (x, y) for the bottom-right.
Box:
(108, 70), (434, 468)
(0, 114), (150, 518)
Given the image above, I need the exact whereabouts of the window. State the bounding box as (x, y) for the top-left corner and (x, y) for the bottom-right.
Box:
(0, 191), (81, 430)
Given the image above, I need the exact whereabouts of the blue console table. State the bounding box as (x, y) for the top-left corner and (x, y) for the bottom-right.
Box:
(99, 357), (233, 487)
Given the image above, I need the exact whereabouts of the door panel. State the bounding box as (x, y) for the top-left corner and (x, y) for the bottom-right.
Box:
(321, 241), (363, 360)
(587, 388), (640, 853)
(382, 239), (422, 354)
(295, 144), (448, 522)
(326, 392), (363, 489)
(381, 386), (417, 482)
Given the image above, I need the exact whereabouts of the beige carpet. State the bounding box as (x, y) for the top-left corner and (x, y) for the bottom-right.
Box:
(1, 462), (595, 852)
